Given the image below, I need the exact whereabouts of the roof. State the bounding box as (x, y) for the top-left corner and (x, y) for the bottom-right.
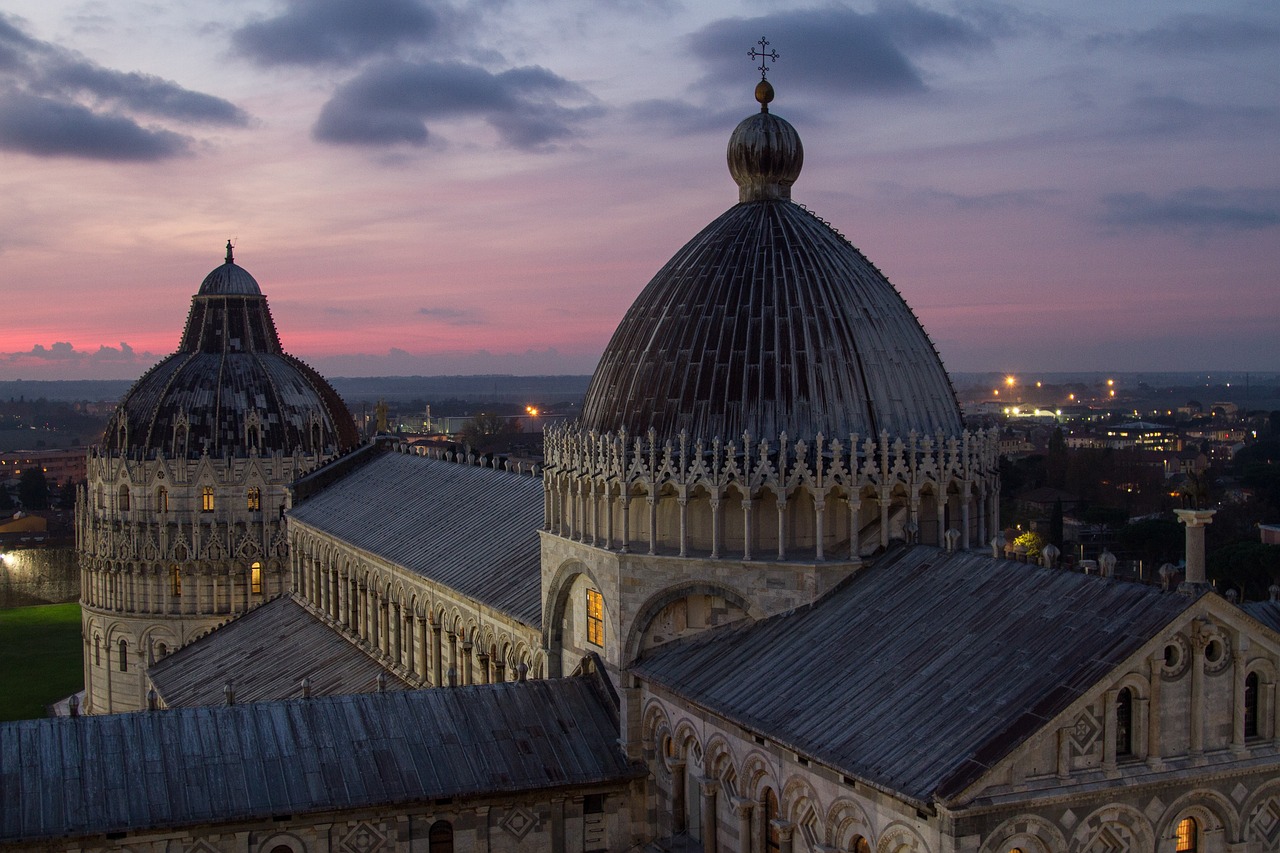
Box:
(288, 449), (544, 627)
(101, 247), (359, 459)
(579, 92), (960, 444)
(1242, 600), (1280, 634)
(632, 546), (1196, 805)
(149, 595), (411, 707)
(0, 673), (639, 842)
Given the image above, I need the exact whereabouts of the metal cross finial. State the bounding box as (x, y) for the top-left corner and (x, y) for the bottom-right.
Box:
(748, 36), (779, 79)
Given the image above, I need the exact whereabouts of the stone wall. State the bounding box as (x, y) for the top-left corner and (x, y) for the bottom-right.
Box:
(0, 547), (79, 608)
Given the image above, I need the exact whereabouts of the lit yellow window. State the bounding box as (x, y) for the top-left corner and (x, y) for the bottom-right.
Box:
(171, 566), (182, 597)
(251, 561), (262, 595)
(586, 588), (604, 646)
(247, 487), (261, 512)
(201, 486), (214, 512)
(1176, 817), (1198, 852)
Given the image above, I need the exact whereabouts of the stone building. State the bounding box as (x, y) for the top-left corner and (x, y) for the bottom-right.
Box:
(5, 77), (1280, 853)
(76, 244), (359, 713)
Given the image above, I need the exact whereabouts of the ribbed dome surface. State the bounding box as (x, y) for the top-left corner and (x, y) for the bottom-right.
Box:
(580, 199), (961, 443)
(104, 253), (359, 458)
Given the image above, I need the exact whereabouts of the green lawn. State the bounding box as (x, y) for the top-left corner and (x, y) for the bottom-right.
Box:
(0, 603), (83, 721)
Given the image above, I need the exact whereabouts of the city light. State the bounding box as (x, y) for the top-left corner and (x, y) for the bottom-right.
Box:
(525, 405), (539, 417)
(1005, 376), (1016, 388)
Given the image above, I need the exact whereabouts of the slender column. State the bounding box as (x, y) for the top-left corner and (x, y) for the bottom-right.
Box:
(448, 631), (458, 681)
(417, 614), (429, 680)
(936, 497), (946, 546)
(379, 600), (390, 656)
(776, 495), (786, 561)
(814, 497), (825, 561)
(431, 622), (443, 686)
(742, 499), (754, 561)
(849, 496), (861, 558)
(589, 481), (599, 546)
(1190, 622), (1206, 758)
(977, 492), (988, 545)
(478, 652), (490, 684)
(463, 640), (474, 685)
(879, 491), (890, 548)
(1102, 689), (1118, 771)
(392, 602), (402, 663)
(710, 496), (722, 559)
(647, 493), (658, 555)
(700, 778), (719, 853)
(604, 487), (615, 549)
(962, 498), (971, 550)
(619, 494), (631, 553)
(678, 496), (688, 557)
(1233, 631), (1250, 753)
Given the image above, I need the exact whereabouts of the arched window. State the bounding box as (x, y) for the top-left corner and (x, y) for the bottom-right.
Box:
(1246, 671), (1260, 738)
(251, 561), (263, 595)
(157, 486), (168, 513)
(118, 485), (130, 512)
(269, 846), (293, 853)
(764, 788), (781, 853)
(171, 565), (182, 597)
(247, 487), (261, 512)
(96, 484), (105, 509)
(94, 635), (101, 667)
(1176, 817), (1198, 852)
(428, 820), (453, 853)
(586, 588), (604, 646)
(118, 639), (128, 672)
(851, 837), (871, 853)
(156, 642), (168, 659)
(1116, 687), (1133, 757)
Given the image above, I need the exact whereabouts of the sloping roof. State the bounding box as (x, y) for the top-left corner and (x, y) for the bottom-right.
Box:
(149, 595), (410, 707)
(632, 546), (1196, 805)
(288, 450), (544, 627)
(1242, 600), (1280, 634)
(0, 674), (639, 842)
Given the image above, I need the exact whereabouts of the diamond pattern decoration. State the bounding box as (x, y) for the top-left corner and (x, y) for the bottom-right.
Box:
(1143, 796), (1165, 822)
(1061, 809), (1078, 830)
(340, 821), (387, 853)
(502, 806), (538, 841)
(1069, 709), (1101, 757)
(1250, 796), (1280, 847)
(1233, 783), (1250, 804)
(1082, 825), (1130, 853)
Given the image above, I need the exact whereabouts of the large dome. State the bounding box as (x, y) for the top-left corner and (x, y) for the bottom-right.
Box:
(580, 87), (961, 443)
(104, 244), (359, 458)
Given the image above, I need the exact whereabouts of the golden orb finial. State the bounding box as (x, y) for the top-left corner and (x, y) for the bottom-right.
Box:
(755, 79), (775, 111)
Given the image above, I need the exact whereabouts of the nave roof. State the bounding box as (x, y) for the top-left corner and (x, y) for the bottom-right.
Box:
(288, 448), (544, 627)
(632, 546), (1199, 805)
(0, 671), (636, 842)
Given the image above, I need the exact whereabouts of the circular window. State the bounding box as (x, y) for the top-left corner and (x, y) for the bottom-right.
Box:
(1162, 635), (1191, 679)
(1204, 633), (1232, 674)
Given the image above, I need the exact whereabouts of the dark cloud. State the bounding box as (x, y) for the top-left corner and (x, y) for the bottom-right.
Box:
(313, 60), (600, 150)
(0, 12), (247, 162)
(233, 0), (440, 68)
(626, 99), (743, 136)
(418, 306), (484, 326)
(1105, 14), (1280, 53)
(1100, 188), (1280, 233)
(0, 91), (189, 160)
(688, 3), (991, 98)
(7, 341), (150, 364)
(1126, 94), (1275, 136)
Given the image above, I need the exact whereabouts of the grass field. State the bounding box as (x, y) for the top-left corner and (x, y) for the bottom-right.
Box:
(0, 603), (83, 721)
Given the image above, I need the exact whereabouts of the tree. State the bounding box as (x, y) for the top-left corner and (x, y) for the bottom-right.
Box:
(1013, 530), (1046, 560)
(18, 467), (50, 510)
(456, 413), (523, 454)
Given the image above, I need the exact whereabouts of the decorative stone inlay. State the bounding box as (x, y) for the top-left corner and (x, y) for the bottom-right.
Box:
(1249, 795), (1280, 847)
(1060, 809), (1078, 830)
(1143, 796), (1164, 823)
(1069, 709), (1101, 758)
(1233, 782), (1250, 804)
(339, 820), (387, 853)
(501, 805), (538, 840)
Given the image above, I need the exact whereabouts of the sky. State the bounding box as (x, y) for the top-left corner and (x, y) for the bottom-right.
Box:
(0, 0), (1277, 381)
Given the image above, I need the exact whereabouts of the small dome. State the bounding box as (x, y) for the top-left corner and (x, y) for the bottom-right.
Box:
(104, 247), (358, 458)
(727, 109), (803, 202)
(198, 241), (262, 296)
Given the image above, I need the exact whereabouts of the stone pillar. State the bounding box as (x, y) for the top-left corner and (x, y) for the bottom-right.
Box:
(700, 778), (719, 853)
(1176, 509), (1215, 591)
(710, 496), (722, 559)
(1102, 688), (1118, 771)
(647, 494), (658, 555)
(1146, 653), (1167, 768)
(879, 491), (890, 549)
(551, 796), (565, 853)
(1233, 630), (1250, 754)
(773, 820), (794, 853)
(431, 621), (443, 687)
(849, 495), (861, 559)
(418, 614), (430, 681)
(734, 799), (753, 853)
(678, 496), (688, 558)
(1190, 622), (1206, 759)
(620, 493), (631, 553)
(463, 640), (474, 685)
(742, 499), (754, 561)
(936, 496), (946, 546)
(814, 497), (826, 561)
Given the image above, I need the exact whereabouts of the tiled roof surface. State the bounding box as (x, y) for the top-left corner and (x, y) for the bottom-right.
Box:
(288, 450), (544, 627)
(149, 595), (410, 707)
(0, 674), (637, 842)
(633, 546), (1196, 803)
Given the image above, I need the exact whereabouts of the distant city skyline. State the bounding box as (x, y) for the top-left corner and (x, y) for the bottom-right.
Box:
(1, 0), (1277, 381)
